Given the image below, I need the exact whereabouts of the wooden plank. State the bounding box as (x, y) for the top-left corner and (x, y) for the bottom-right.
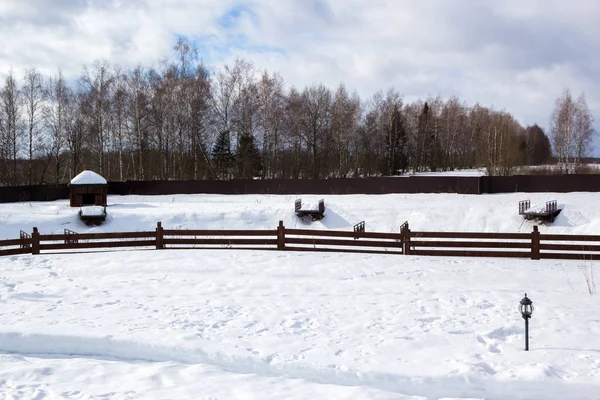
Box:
(40, 240), (156, 250)
(540, 234), (600, 242)
(39, 231), (156, 241)
(164, 238), (278, 246)
(540, 252), (600, 261)
(285, 229), (402, 240)
(522, 211), (552, 217)
(540, 244), (600, 252)
(163, 229), (277, 236)
(167, 246), (279, 252)
(410, 231), (531, 240)
(412, 249), (529, 258)
(296, 210), (323, 216)
(284, 246), (402, 255)
(285, 238), (401, 248)
(411, 240), (531, 249)
(0, 238), (28, 247)
(0, 248), (28, 256)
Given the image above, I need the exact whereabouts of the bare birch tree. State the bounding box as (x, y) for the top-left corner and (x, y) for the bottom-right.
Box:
(65, 91), (86, 178)
(550, 89), (575, 171)
(210, 59), (253, 144)
(22, 68), (45, 184)
(44, 70), (69, 184)
(573, 92), (595, 166)
(0, 69), (23, 185)
(551, 89), (596, 172)
(299, 84), (332, 179)
(330, 84), (361, 177)
(126, 65), (150, 180)
(80, 61), (113, 175)
(112, 68), (128, 181)
(256, 71), (285, 178)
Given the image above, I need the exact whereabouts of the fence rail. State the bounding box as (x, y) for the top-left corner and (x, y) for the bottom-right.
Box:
(1, 221), (599, 261)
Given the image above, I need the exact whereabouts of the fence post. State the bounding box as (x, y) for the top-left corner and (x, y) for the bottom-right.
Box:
(156, 221), (164, 249)
(31, 227), (40, 255)
(402, 222), (411, 255)
(277, 220), (285, 250)
(531, 225), (540, 260)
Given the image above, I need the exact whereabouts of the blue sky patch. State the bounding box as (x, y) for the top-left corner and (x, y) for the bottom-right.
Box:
(217, 4), (259, 29)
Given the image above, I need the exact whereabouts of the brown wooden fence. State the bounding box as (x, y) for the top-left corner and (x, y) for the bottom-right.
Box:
(4, 174), (600, 204)
(1, 222), (599, 261)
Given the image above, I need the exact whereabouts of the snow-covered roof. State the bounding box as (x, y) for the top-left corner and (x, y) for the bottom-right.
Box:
(70, 170), (107, 186)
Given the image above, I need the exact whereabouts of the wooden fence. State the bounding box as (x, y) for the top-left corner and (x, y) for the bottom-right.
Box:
(1, 222), (599, 261)
(5, 174), (600, 204)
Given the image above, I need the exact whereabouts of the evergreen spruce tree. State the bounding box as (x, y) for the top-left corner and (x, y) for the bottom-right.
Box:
(386, 104), (408, 175)
(417, 102), (430, 171)
(212, 130), (233, 179)
(429, 118), (443, 172)
(235, 132), (262, 179)
(418, 102), (442, 172)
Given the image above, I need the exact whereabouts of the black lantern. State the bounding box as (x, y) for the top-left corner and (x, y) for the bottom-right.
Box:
(519, 293), (534, 351)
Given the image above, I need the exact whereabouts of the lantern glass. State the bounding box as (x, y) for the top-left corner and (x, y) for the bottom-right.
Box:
(519, 294), (534, 318)
(520, 303), (533, 317)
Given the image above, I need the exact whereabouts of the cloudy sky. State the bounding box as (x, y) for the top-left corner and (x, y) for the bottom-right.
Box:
(1, 0), (599, 153)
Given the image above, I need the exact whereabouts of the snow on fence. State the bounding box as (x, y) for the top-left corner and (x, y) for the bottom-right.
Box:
(1, 222), (599, 260)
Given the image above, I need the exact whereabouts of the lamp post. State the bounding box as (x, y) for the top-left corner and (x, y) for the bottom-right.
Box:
(519, 293), (534, 351)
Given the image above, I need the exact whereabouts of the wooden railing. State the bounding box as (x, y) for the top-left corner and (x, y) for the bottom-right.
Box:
(0, 221), (598, 261)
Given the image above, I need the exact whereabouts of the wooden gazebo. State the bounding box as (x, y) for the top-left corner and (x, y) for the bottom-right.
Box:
(69, 170), (108, 207)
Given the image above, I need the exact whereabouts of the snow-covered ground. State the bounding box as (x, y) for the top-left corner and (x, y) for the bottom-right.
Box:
(1, 193), (600, 399)
(407, 168), (487, 177)
(514, 163), (600, 174)
(2, 192), (600, 239)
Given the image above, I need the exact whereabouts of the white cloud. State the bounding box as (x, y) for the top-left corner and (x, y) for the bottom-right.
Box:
(1, 0), (600, 152)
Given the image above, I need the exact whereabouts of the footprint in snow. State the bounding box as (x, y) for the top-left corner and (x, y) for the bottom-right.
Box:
(486, 326), (521, 341)
(472, 361), (497, 375)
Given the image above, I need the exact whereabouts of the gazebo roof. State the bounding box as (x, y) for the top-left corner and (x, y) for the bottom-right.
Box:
(69, 170), (107, 186)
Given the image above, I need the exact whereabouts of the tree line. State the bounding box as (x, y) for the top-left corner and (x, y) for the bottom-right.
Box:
(0, 39), (593, 186)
